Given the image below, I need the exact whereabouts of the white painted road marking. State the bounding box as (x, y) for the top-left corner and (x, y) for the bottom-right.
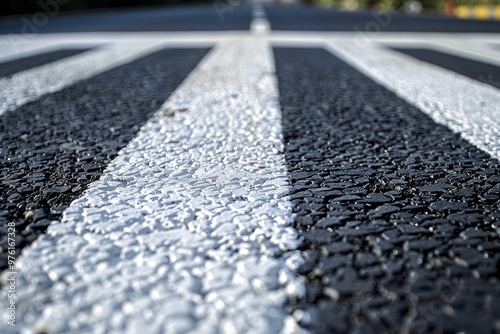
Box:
(325, 39), (500, 160)
(251, 2), (270, 34)
(1, 31), (500, 333)
(0, 41), (169, 115)
(1, 37), (304, 333)
(0, 41), (79, 63)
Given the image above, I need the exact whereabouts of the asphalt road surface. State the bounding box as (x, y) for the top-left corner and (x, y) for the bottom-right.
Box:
(0, 2), (499, 334)
(1, 3), (500, 33)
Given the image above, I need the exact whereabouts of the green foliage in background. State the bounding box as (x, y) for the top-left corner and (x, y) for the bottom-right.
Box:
(314, 0), (500, 10)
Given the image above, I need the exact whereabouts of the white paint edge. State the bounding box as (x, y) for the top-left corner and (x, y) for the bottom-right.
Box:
(381, 38), (500, 68)
(325, 40), (500, 160)
(0, 31), (246, 45)
(0, 41), (86, 63)
(1, 31), (499, 44)
(1, 37), (305, 334)
(0, 41), (182, 115)
(432, 39), (500, 68)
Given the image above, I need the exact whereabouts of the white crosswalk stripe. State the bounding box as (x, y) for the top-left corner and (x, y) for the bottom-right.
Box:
(1, 37), (304, 333)
(0, 40), (170, 115)
(0, 31), (499, 333)
(325, 39), (500, 160)
(0, 41), (75, 63)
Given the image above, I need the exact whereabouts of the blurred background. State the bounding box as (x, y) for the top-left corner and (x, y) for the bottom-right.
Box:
(1, 0), (500, 19)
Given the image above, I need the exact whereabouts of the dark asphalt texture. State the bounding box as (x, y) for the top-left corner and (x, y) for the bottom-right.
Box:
(0, 4), (251, 34)
(0, 48), (209, 273)
(274, 47), (500, 334)
(0, 48), (93, 78)
(1, 3), (500, 333)
(1, 3), (500, 34)
(390, 47), (500, 89)
(265, 5), (500, 32)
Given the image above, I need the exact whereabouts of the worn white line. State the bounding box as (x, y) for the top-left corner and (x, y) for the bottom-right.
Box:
(2, 31), (499, 46)
(1, 38), (304, 334)
(0, 41), (193, 115)
(0, 41), (79, 63)
(432, 39), (500, 68)
(251, 19), (271, 34)
(0, 32), (245, 45)
(380, 38), (500, 68)
(325, 40), (500, 160)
